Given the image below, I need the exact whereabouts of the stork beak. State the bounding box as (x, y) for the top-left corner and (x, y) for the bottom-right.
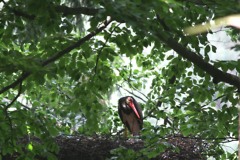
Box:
(129, 101), (141, 119)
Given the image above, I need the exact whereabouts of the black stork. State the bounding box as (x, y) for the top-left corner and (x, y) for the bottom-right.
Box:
(118, 96), (143, 137)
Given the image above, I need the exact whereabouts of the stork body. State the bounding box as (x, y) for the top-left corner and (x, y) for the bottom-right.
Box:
(118, 96), (143, 136)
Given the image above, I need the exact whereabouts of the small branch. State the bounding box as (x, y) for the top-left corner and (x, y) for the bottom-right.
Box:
(201, 93), (230, 108)
(19, 102), (31, 110)
(93, 23), (121, 76)
(121, 71), (149, 100)
(5, 82), (23, 110)
(169, 134), (238, 142)
(0, 72), (29, 95)
(116, 84), (147, 103)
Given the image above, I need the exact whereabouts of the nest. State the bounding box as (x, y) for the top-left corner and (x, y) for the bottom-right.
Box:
(4, 134), (207, 160)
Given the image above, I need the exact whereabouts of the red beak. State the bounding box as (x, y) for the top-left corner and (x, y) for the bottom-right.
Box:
(129, 101), (141, 119)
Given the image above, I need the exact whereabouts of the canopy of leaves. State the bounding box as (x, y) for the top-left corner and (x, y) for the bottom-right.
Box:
(0, 0), (239, 159)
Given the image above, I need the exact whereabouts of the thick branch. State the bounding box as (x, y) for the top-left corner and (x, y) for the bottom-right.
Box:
(155, 11), (240, 89)
(2, 0), (100, 20)
(55, 5), (101, 16)
(158, 35), (240, 89)
(0, 0), (35, 20)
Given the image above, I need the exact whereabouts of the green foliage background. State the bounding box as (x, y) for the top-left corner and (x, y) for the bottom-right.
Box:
(0, 0), (239, 159)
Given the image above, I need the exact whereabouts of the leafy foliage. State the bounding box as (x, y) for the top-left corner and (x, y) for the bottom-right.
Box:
(0, 0), (239, 159)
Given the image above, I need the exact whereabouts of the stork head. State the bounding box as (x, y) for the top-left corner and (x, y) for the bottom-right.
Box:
(126, 97), (133, 105)
(125, 96), (141, 119)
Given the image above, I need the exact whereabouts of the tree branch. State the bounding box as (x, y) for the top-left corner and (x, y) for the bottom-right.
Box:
(0, 72), (30, 95)
(55, 5), (101, 16)
(157, 34), (240, 90)
(1, 0), (101, 20)
(169, 134), (238, 143)
(4, 82), (23, 110)
(41, 18), (112, 67)
(154, 11), (240, 89)
(0, 0), (35, 20)
(0, 18), (112, 95)
(2, 83), (22, 147)
(116, 83), (147, 103)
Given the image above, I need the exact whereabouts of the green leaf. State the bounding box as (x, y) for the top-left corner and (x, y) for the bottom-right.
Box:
(167, 55), (174, 60)
(27, 143), (33, 151)
(205, 44), (210, 54)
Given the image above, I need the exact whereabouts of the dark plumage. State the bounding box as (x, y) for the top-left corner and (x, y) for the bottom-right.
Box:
(118, 96), (143, 136)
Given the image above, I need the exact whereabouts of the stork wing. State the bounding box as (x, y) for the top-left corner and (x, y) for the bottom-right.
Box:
(118, 97), (125, 124)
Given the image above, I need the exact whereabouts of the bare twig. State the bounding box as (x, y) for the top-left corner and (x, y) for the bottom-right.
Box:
(116, 84), (147, 103)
